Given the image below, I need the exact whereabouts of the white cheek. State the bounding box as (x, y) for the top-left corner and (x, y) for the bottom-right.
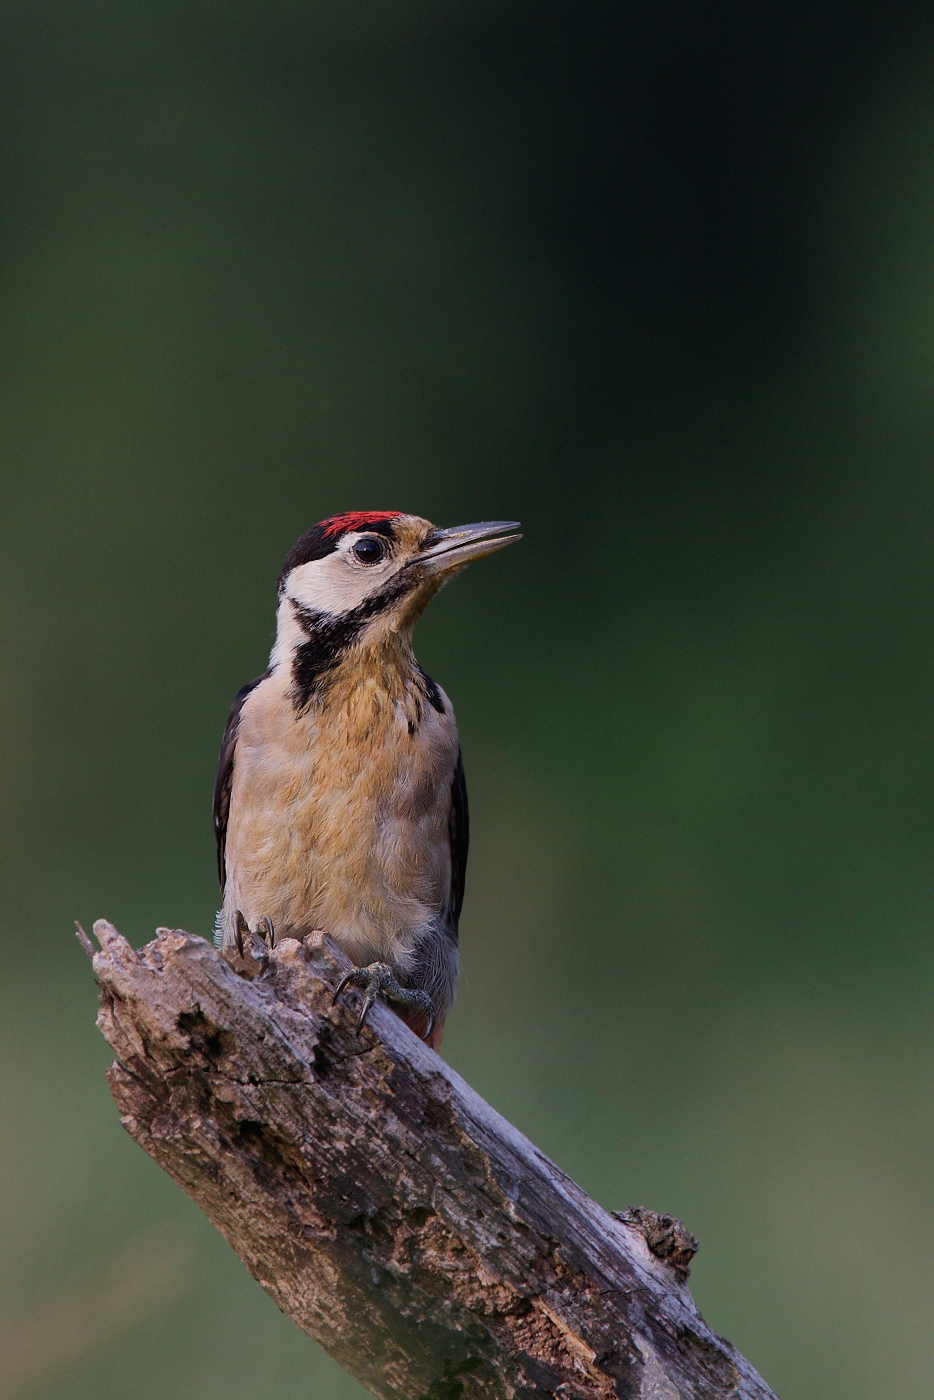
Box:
(285, 553), (394, 615)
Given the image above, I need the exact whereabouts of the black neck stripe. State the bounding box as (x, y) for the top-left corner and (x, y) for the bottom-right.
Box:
(288, 576), (410, 711)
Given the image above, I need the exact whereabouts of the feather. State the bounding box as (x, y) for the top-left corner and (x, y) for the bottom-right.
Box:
(212, 671), (269, 891)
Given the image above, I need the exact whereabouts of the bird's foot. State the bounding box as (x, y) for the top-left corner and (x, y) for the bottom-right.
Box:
(332, 962), (435, 1039)
(234, 910), (275, 975)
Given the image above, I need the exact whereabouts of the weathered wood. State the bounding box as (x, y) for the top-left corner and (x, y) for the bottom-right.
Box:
(82, 920), (778, 1400)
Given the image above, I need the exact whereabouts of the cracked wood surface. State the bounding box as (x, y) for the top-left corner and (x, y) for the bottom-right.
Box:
(82, 920), (779, 1400)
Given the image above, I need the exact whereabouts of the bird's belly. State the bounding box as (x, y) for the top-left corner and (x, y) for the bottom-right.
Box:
(225, 689), (457, 969)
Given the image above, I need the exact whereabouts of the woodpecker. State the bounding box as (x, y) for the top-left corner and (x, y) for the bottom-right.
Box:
(213, 511), (521, 1049)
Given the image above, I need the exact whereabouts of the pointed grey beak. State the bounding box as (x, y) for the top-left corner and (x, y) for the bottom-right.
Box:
(416, 520), (522, 574)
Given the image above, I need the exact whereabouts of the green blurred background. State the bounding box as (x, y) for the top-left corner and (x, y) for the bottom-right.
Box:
(2, 2), (934, 1396)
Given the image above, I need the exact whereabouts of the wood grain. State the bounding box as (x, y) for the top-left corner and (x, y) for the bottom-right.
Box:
(82, 920), (778, 1400)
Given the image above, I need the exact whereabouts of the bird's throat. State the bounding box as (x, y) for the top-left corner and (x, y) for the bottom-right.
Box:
(286, 598), (426, 716)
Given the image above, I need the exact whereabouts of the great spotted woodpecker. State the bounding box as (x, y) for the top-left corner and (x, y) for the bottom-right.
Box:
(213, 512), (520, 1049)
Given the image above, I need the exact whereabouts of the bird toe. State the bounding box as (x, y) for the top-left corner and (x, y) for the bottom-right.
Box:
(331, 961), (435, 1042)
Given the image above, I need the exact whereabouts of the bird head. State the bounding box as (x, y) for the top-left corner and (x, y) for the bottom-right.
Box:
(272, 512), (521, 691)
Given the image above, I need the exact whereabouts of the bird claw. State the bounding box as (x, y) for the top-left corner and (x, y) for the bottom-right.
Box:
(234, 910), (275, 974)
(332, 962), (435, 1039)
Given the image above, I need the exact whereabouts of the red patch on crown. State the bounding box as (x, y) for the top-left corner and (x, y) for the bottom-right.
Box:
(320, 511), (404, 539)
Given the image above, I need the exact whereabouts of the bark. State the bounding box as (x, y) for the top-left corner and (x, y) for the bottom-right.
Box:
(79, 920), (779, 1400)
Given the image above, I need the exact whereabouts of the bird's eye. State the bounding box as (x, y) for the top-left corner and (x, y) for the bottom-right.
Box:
(351, 536), (386, 565)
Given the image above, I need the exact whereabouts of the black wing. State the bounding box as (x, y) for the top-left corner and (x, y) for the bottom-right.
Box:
(448, 747), (469, 935)
(212, 673), (268, 891)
